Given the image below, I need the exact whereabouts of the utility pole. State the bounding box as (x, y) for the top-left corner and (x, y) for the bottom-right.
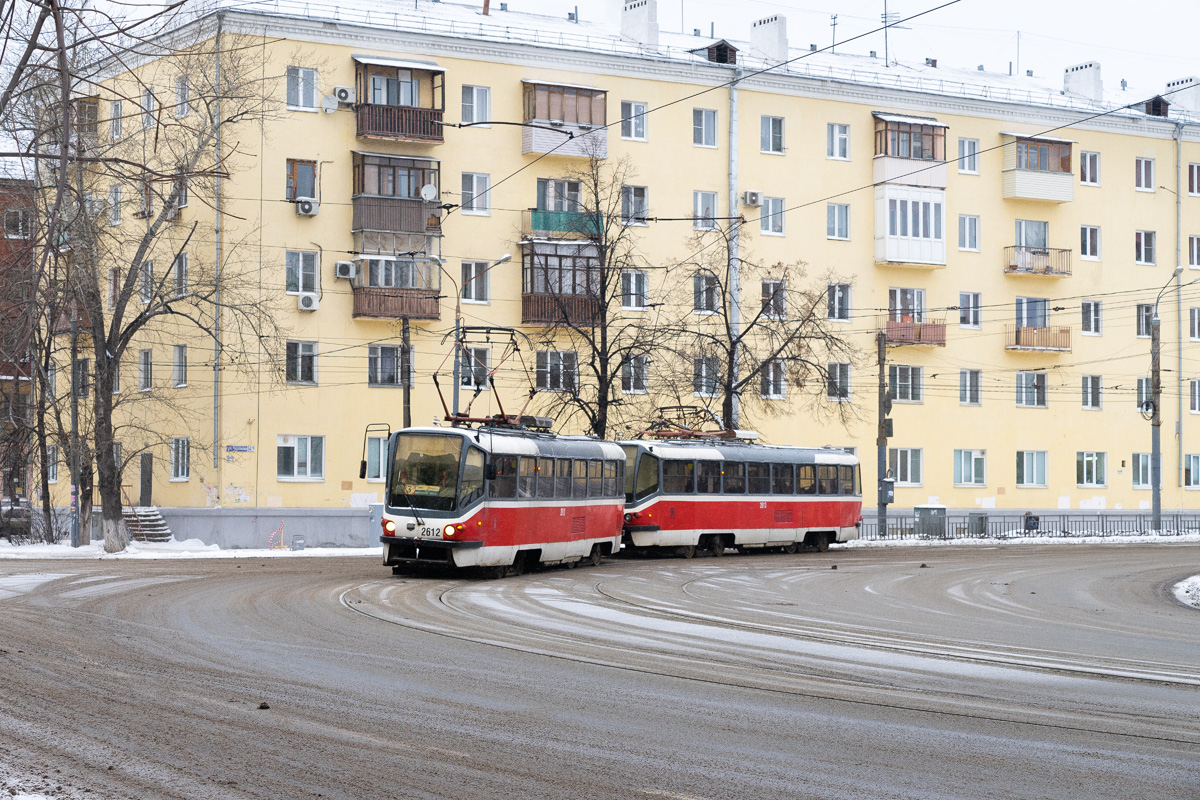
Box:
(830, 14), (838, 53)
(1151, 312), (1162, 531)
(876, 331), (892, 536)
(402, 317), (412, 429)
(69, 308), (79, 547)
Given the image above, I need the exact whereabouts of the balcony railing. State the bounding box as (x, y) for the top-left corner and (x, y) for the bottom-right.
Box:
(1004, 246), (1072, 277)
(1005, 325), (1072, 351)
(522, 292), (601, 325)
(355, 105), (444, 142)
(352, 196), (439, 235)
(523, 209), (601, 239)
(352, 286), (440, 320)
(885, 317), (946, 346)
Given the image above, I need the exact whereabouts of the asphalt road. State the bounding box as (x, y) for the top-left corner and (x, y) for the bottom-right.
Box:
(1, 543), (1198, 799)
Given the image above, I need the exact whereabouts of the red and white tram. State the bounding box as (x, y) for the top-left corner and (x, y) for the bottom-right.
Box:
(620, 438), (862, 557)
(379, 426), (625, 575)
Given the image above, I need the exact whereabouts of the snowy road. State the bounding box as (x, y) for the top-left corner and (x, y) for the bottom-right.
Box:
(1, 544), (1198, 799)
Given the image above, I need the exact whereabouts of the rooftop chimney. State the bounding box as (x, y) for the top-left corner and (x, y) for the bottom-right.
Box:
(620, 0), (659, 47)
(925, 58), (937, 68)
(1063, 61), (1103, 102)
(750, 15), (788, 63)
(1166, 76), (1200, 113)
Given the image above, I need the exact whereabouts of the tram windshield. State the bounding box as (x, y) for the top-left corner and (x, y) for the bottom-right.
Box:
(622, 445), (660, 503)
(388, 433), (475, 512)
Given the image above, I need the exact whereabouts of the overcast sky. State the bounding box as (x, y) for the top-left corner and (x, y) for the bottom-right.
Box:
(513, 0), (1199, 95)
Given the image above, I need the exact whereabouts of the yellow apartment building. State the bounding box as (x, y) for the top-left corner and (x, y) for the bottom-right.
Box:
(50, 0), (1200, 544)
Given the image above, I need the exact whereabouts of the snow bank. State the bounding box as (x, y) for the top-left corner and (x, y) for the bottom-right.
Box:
(0, 538), (380, 559)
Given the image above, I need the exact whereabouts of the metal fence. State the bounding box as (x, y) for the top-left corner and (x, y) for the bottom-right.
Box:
(860, 512), (1200, 540)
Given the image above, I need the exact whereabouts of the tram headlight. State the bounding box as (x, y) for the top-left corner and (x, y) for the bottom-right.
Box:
(383, 520), (396, 535)
(443, 524), (456, 538)
(624, 513), (633, 523)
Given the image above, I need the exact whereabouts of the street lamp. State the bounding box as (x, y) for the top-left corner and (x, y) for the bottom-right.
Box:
(432, 253), (512, 418)
(1151, 265), (1185, 532)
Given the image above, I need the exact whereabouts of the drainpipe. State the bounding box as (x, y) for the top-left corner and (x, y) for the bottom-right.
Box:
(1176, 120), (1185, 493)
(212, 14), (223, 469)
(728, 65), (741, 428)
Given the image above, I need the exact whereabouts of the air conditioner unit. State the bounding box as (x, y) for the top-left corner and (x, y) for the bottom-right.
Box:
(334, 260), (356, 280)
(297, 292), (320, 311)
(296, 197), (319, 216)
(742, 190), (762, 206)
(333, 85), (356, 105)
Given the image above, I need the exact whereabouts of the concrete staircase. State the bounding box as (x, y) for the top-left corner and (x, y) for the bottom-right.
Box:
(122, 506), (172, 542)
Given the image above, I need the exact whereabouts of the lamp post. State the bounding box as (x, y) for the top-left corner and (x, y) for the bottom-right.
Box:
(432, 253), (512, 419)
(1151, 266), (1185, 532)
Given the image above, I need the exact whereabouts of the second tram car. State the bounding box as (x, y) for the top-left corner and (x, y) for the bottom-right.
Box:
(380, 426), (625, 574)
(620, 439), (862, 557)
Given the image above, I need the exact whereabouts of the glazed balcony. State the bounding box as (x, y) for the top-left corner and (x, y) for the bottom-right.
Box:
(522, 293), (601, 326)
(352, 287), (440, 321)
(1004, 246), (1072, 277)
(1005, 325), (1072, 352)
(885, 317), (946, 346)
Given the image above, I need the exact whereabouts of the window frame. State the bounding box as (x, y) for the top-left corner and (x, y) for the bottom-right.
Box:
(1081, 301), (1102, 335)
(1081, 374), (1102, 410)
(1016, 450), (1047, 488)
(953, 448), (986, 487)
(1132, 452), (1151, 489)
(621, 185), (649, 226)
(958, 214), (980, 251)
(761, 196), (785, 235)
(1080, 225), (1101, 260)
(1136, 303), (1153, 338)
(622, 269), (648, 310)
(960, 369), (981, 405)
(286, 66), (318, 111)
(957, 137), (979, 174)
(285, 250), (318, 295)
(889, 364), (923, 403)
(620, 100), (647, 141)
(460, 172), (491, 215)
(138, 349), (153, 392)
(622, 354), (649, 394)
(827, 362), (850, 401)
(285, 340), (317, 385)
(173, 345), (187, 388)
(365, 436), (388, 482)
(1076, 451), (1107, 488)
(888, 447), (923, 486)
(959, 291), (981, 328)
(277, 434), (325, 481)
(761, 278), (785, 319)
(170, 437), (190, 481)
(461, 260), (490, 304)
(1080, 151), (1101, 186)
(1135, 230), (1156, 265)
(461, 84), (491, 126)
(368, 343), (413, 388)
(827, 123), (850, 160)
(826, 202), (849, 240)
(760, 115), (784, 154)
(1135, 157), (1156, 192)
(1016, 371), (1047, 408)
(461, 346), (490, 390)
(693, 108), (717, 148)
(827, 283), (851, 322)
(693, 272), (719, 314)
(285, 158), (317, 202)
(536, 350), (577, 393)
(693, 355), (719, 398)
(761, 358), (786, 400)
(693, 190), (718, 230)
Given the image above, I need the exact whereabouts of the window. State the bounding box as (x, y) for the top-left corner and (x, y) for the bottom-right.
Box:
(1136, 377), (1152, 412)
(874, 119), (945, 160)
(522, 82), (606, 125)
(762, 279), (785, 318)
(139, 261), (153, 304)
(170, 437), (190, 481)
(360, 257), (437, 291)
(622, 185), (648, 225)
(959, 292), (981, 328)
(46, 445), (58, 483)
(1193, 380), (1200, 413)
(1135, 157), (1155, 191)
(693, 190), (718, 230)
(953, 449), (986, 486)
(693, 109), (717, 147)
(1080, 225), (1101, 259)
(1135, 230), (1156, 265)
(761, 116), (784, 153)
(884, 187), (945, 258)
(1016, 138), (1071, 173)
(365, 436), (387, 482)
(173, 173), (188, 210)
(173, 253), (188, 297)
(535, 178), (580, 212)
(1080, 151), (1100, 185)
(761, 358), (785, 399)
(1191, 163), (1200, 196)
(1190, 235), (1200, 268)
(48, 362), (56, 397)
(277, 435), (324, 480)
(522, 241), (599, 297)
(693, 356), (718, 397)
(889, 287), (926, 322)
(1190, 307), (1200, 341)
(888, 448), (922, 486)
(1188, 455), (1200, 489)
(2, 210), (29, 239)
(1082, 301), (1102, 335)
(461, 85), (490, 124)
(960, 369), (981, 405)
(958, 215), (979, 251)
(620, 100), (647, 140)
(958, 137), (979, 173)
(1016, 371), (1047, 407)
(141, 88), (155, 129)
(285, 159), (316, 201)
(286, 66), (317, 110)
(138, 180), (154, 218)
(461, 173), (490, 214)
(1082, 375), (1102, 409)
(622, 270), (648, 310)
(175, 76), (189, 117)
(112, 355), (120, 395)
(173, 345), (187, 387)
(828, 283), (851, 321)
(461, 261), (489, 303)
(536, 350), (577, 392)
(354, 155), (438, 200)
(108, 185), (121, 225)
(1015, 296), (1048, 329)
(285, 250), (317, 294)
(761, 197), (785, 235)
(889, 365), (923, 403)
(827, 362), (850, 400)
(109, 100), (122, 140)
(285, 341), (316, 384)
(827, 123), (849, 159)
(461, 346), (489, 389)
(1136, 303), (1153, 337)
(826, 203), (849, 240)
(1132, 453), (1150, 489)
(693, 272), (719, 313)
(369, 69), (420, 108)
(1076, 451), (1107, 487)
(138, 349), (152, 391)
(73, 359), (89, 398)
(1016, 451), (1047, 487)
(107, 269), (118, 309)
(369, 344), (412, 387)
(622, 354), (648, 394)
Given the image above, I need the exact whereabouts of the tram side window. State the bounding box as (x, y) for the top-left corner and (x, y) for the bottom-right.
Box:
(696, 461), (721, 493)
(839, 465), (857, 495)
(489, 455), (518, 498)
(588, 460), (603, 496)
(817, 464), (838, 495)
(460, 446), (486, 506)
(556, 458), (572, 497)
(748, 463), (770, 495)
(602, 460), (619, 497)
(663, 459), (694, 493)
(772, 463), (794, 494)
(797, 464), (816, 494)
(536, 457), (555, 498)
(573, 459), (589, 497)
(518, 457), (537, 497)
(636, 454), (661, 498)
(723, 462), (746, 494)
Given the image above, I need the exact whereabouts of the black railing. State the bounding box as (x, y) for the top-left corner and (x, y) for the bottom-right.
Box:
(859, 512), (1200, 540)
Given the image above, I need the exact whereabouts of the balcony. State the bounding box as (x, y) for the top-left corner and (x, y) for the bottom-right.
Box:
(523, 209), (601, 239)
(352, 196), (439, 236)
(885, 317), (946, 346)
(522, 293), (601, 326)
(352, 287), (440, 320)
(1005, 325), (1072, 352)
(1004, 246), (1072, 277)
(355, 105), (444, 143)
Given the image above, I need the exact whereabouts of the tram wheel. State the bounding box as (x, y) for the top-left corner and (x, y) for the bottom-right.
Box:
(782, 542), (798, 554)
(708, 536), (724, 557)
(811, 532), (831, 552)
(588, 544), (604, 567)
(677, 545), (696, 559)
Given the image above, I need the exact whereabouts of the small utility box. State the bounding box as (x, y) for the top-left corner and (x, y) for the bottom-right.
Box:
(914, 505), (947, 538)
(967, 512), (987, 536)
(290, 536), (305, 551)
